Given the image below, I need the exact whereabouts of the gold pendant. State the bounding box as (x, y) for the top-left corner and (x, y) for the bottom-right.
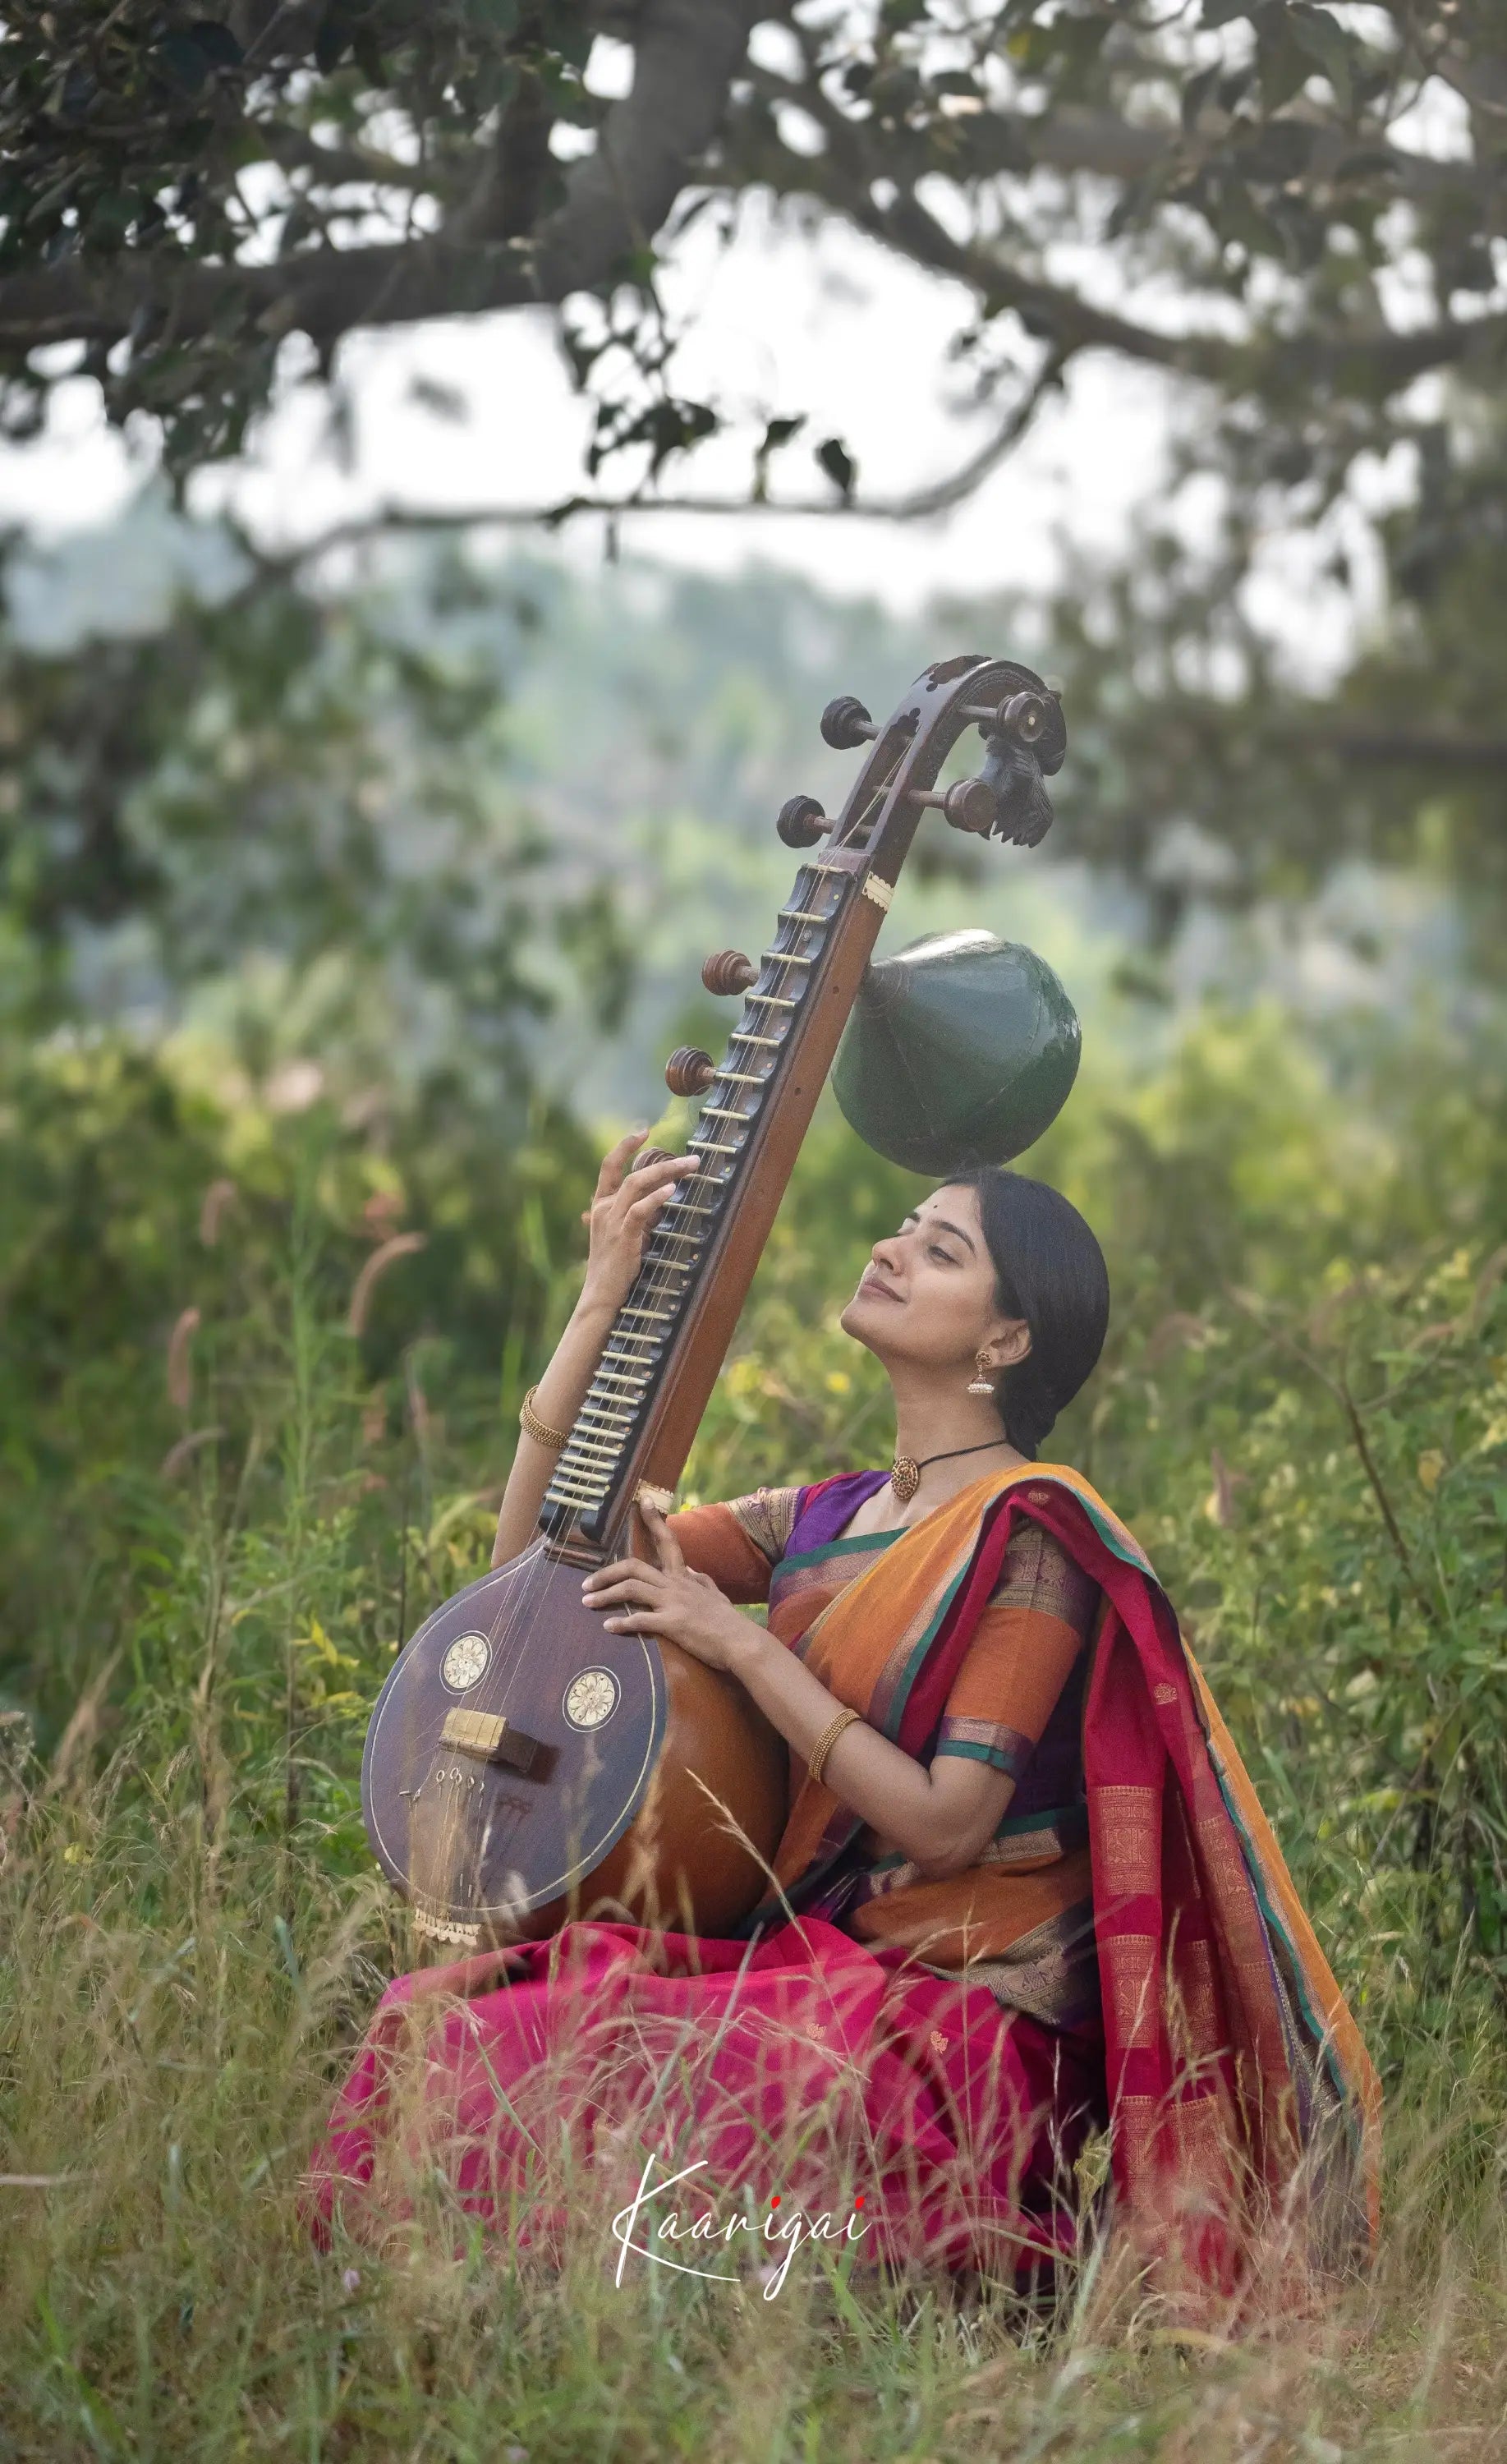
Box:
(889, 1457), (920, 1506)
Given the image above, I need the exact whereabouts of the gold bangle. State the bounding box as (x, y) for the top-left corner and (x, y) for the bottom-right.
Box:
(807, 1706), (862, 1790)
(519, 1385), (570, 1451)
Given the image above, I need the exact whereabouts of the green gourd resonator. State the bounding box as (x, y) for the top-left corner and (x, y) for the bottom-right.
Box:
(832, 930), (1081, 1175)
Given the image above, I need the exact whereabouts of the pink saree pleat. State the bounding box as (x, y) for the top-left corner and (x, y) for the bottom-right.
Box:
(305, 1914), (1103, 2273)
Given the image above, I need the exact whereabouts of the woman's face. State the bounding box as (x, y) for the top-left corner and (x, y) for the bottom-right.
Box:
(838, 1184), (1030, 1381)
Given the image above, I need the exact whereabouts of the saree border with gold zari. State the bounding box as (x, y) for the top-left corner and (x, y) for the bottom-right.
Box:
(685, 1464), (1381, 2287)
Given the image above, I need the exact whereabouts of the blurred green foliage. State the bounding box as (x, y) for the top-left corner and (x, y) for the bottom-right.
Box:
(0, 1022), (594, 1766)
(0, 529), (638, 1102)
(6, 499), (1502, 1122)
(1039, 416), (1507, 935)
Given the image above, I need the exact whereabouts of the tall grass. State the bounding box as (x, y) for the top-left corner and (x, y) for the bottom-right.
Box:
(2, 1770), (1505, 2460)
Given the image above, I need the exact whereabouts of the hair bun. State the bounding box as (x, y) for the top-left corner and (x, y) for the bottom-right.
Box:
(999, 1354), (1059, 1460)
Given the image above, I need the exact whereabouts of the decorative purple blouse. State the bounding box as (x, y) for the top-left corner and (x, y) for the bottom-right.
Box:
(783, 1468), (894, 1556)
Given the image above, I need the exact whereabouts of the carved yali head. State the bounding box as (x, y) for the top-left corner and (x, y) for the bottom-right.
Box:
(973, 660), (1067, 849)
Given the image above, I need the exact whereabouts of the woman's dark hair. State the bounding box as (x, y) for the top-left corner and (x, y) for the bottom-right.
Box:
(944, 1168), (1110, 1460)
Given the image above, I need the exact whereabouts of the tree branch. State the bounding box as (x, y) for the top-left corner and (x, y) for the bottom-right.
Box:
(0, 0), (763, 356)
(728, 83), (1507, 399)
(218, 368), (1077, 592)
(259, 126), (437, 197)
(848, 167), (1507, 393)
(1023, 99), (1487, 204)
(0, 2), (1495, 422)
(534, 0), (760, 297)
(188, 357), (1073, 614)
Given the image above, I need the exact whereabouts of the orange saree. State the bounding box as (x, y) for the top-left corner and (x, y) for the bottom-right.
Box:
(672, 1479), (1103, 2026)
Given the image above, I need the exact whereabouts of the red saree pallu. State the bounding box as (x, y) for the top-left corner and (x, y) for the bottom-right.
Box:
(306, 1465), (1379, 2296)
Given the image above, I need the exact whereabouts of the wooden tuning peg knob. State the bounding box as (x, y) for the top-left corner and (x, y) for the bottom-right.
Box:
(628, 1144), (674, 1173)
(997, 689), (1050, 746)
(820, 696), (877, 750)
(665, 1046), (717, 1098)
(908, 775), (998, 832)
(777, 793), (826, 848)
(942, 776), (999, 836)
(701, 949), (757, 996)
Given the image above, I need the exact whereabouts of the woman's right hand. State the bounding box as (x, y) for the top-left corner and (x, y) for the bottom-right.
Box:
(577, 1130), (698, 1318)
(493, 1132), (699, 1568)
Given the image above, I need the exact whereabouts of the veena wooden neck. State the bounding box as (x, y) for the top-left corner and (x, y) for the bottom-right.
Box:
(537, 653), (1062, 1563)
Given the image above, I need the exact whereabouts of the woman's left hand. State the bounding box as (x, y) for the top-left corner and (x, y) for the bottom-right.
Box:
(581, 1501), (760, 1676)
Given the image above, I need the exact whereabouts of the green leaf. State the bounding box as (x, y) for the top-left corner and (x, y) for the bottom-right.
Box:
(1243, 118), (1313, 182)
(154, 33), (211, 94)
(188, 20), (245, 71)
(1289, 4), (1354, 111)
(1182, 62), (1224, 131)
(85, 191), (134, 250)
(353, 30), (388, 87)
(273, 1914), (301, 1990)
(474, 59), (519, 116)
(57, 64), (96, 122)
(408, 374), (467, 423)
(1255, 17), (1312, 116)
(753, 414), (806, 502)
(760, 414), (806, 454)
(816, 435), (857, 500)
(314, 9), (352, 75)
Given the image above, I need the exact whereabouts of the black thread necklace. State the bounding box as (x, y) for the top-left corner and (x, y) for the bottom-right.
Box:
(889, 1436), (1012, 1507)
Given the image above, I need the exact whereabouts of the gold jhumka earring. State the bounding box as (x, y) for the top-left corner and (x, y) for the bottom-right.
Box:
(967, 1348), (996, 1395)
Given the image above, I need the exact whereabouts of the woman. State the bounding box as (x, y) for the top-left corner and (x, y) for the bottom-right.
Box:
(309, 1133), (1379, 2298)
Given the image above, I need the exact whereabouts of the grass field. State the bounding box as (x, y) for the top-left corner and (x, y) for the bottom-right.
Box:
(2, 1772), (1504, 2461)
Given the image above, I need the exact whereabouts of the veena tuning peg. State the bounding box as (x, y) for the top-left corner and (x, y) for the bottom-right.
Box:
(907, 775), (998, 835)
(820, 696), (877, 750)
(664, 1047), (717, 1097)
(961, 687), (1054, 746)
(776, 795), (826, 848)
(701, 949), (757, 996)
